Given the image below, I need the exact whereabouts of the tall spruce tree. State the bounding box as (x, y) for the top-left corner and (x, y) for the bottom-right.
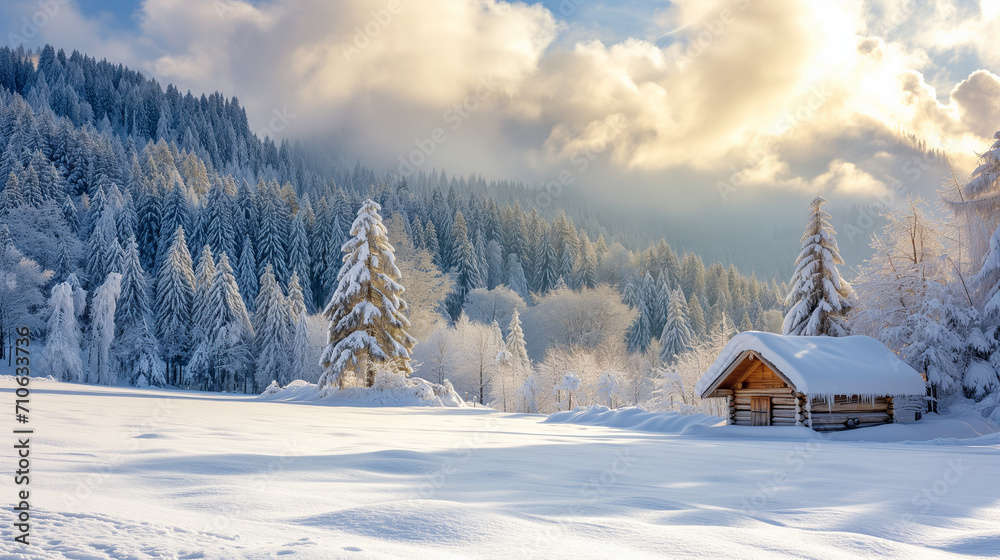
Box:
(319, 199), (416, 389)
(508, 253), (530, 302)
(39, 282), (83, 381)
(254, 264), (290, 390)
(782, 196), (853, 336)
(190, 253), (253, 392)
(192, 245), (216, 336)
(659, 288), (694, 364)
(505, 308), (529, 368)
(237, 234), (258, 312)
(287, 212), (314, 311)
(114, 236), (163, 386)
(155, 226), (195, 384)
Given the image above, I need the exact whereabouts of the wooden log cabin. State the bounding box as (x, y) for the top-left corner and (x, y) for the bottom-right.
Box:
(695, 332), (926, 431)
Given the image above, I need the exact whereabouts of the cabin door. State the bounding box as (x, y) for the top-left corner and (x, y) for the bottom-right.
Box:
(750, 397), (771, 426)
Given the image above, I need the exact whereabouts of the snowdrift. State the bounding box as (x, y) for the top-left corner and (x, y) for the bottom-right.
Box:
(544, 406), (724, 433)
(257, 375), (467, 407)
(545, 405), (1000, 444)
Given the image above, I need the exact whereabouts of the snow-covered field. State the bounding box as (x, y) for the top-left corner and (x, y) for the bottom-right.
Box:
(3, 380), (1000, 559)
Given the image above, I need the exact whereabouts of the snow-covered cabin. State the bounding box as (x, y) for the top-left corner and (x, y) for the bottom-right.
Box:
(696, 332), (926, 431)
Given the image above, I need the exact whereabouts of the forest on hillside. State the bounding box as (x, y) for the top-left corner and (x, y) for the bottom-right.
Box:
(0, 45), (788, 410)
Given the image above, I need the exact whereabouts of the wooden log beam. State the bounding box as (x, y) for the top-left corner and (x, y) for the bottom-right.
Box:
(736, 388), (795, 395)
(810, 402), (889, 413)
(810, 412), (891, 424)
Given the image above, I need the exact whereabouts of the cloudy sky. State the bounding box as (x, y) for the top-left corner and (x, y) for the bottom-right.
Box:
(4, 0), (1000, 269)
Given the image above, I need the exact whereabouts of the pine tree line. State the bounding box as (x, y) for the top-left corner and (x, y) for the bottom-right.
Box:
(0, 44), (791, 393)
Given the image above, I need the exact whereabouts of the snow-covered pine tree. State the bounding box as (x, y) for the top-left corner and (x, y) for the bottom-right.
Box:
(291, 312), (315, 383)
(157, 183), (190, 267)
(687, 294), (706, 337)
(575, 236), (598, 289)
(423, 220), (440, 266)
(192, 245), (216, 335)
(116, 196), (138, 245)
(254, 264), (291, 390)
(39, 282), (83, 381)
(286, 270), (307, 322)
(192, 253), (254, 392)
(287, 212), (314, 311)
(155, 226), (195, 385)
(65, 272), (88, 319)
(319, 214), (346, 306)
(107, 237), (125, 277)
(651, 274), (671, 336)
(62, 195), (79, 234)
(782, 196), (853, 336)
(114, 236), (163, 386)
(627, 297), (652, 353)
(87, 272), (121, 385)
(86, 224), (109, 288)
(659, 288), (694, 364)
(135, 185), (160, 273)
(257, 190), (288, 284)
(508, 253), (530, 302)
(236, 234), (258, 312)
(446, 212), (485, 317)
(534, 232), (559, 294)
(505, 308), (530, 368)
(485, 239), (505, 290)
(203, 181), (235, 259)
(319, 199), (416, 389)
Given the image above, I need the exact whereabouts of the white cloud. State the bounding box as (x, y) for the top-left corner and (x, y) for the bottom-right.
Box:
(4, 0), (999, 210)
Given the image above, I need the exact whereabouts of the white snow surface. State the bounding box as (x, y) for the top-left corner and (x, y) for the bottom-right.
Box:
(4, 380), (1000, 559)
(697, 331), (927, 398)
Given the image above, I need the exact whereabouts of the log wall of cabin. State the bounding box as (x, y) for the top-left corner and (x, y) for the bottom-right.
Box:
(807, 395), (893, 431)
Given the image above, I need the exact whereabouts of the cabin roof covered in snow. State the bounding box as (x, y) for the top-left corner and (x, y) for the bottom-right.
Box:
(696, 332), (927, 398)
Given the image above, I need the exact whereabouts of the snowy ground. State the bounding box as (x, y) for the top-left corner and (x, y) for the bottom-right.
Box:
(2, 380), (1000, 559)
